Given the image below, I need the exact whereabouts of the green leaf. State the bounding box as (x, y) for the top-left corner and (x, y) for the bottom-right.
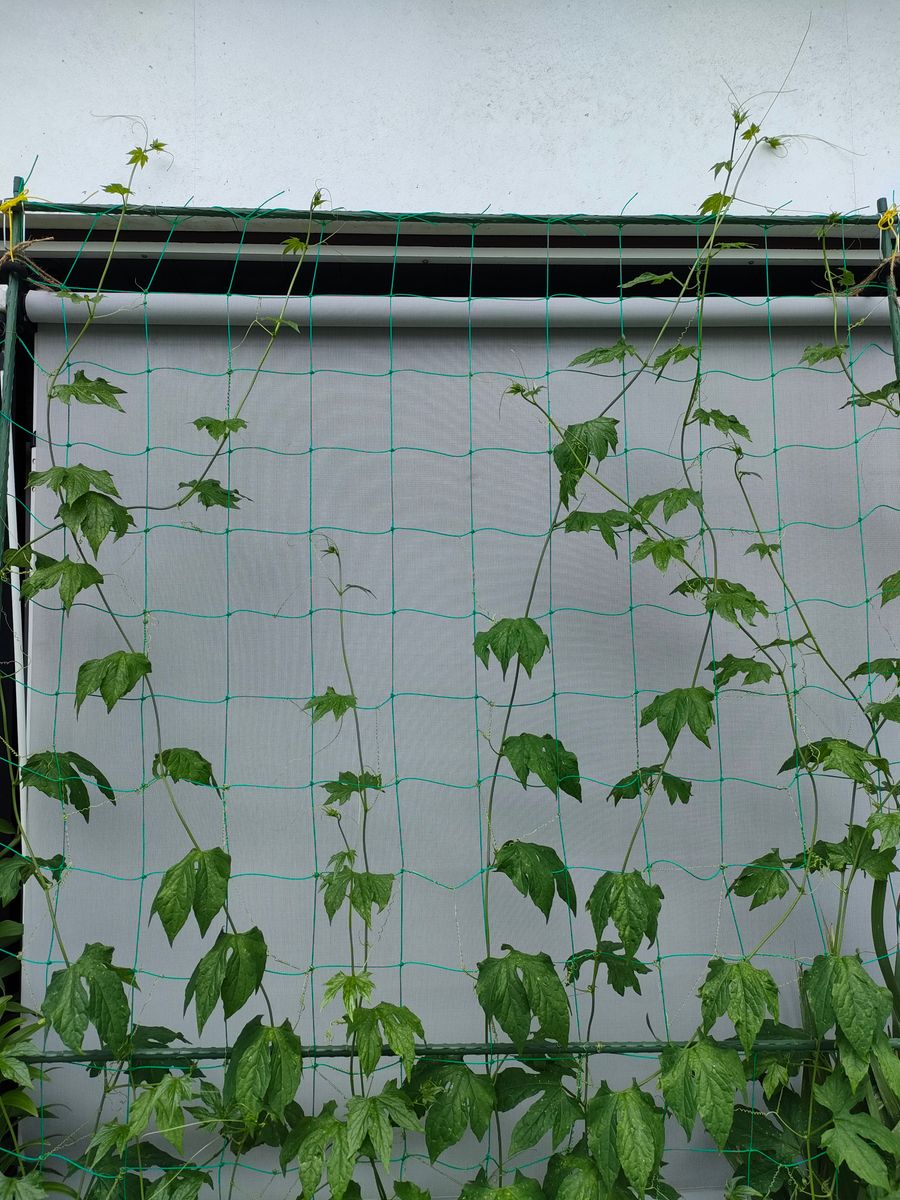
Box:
(800, 342), (847, 365)
(871, 1031), (900, 1102)
(280, 1101), (339, 1182)
(552, 416), (619, 506)
(569, 338), (637, 367)
(653, 344), (698, 372)
(848, 378), (900, 410)
(59, 492), (135, 556)
(151, 847), (230, 942)
(632, 487), (703, 522)
(327, 1122), (358, 1200)
(460, 1177), (542, 1200)
(28, 463), (119, 504)
(21, 749), (115, 821)
(19, 555), (103, 612)
(745, 541), (780, 559)
(321, 770), (383, 805)
(821, 1114), (895, 1189)
(493, 840), (576, 919)
(621, 271), (678, 289)
(608, 763), (692, 806)
(543, 1151), (599, 1200)
(615, 1085), (664, 1193)
(866, 696), (900, 725)
(585, 1085), (620, 1193)
(50, 370), (126, 411)
(632, 535), (687, 571)
(724, 1107), (802, 1196)
(347, 1001), (423, 1076)
(122, 1073), (194, 1154)
(319, 852), (394, 926)
(409, 1061), (495, 1160)
(321, 969), (375, 1014)
(729, 851), (790, 910)
(778, 737), (889, 790)
(709, 654), (773, 688)
(0, 1176), (47, 1200)
(103, 183), (133, 197)
(699, 192), (733, 215)
(151, 852), (197, 943)
(44, 943), (132, 1056)
(282, 237), (309, 256)
(566, 943), (651, 997)
(75, 650), (152, 713)
(476, 945), (569, 1049)
(0, 1053), (32, 1089)
(880, 569), (900, 606)
(640, 687), (715, 749)
(178, 479), (245, 509)
(346, 1086), (422, 1168)
(849, 657), (900, 684)
(395, 1186), (430, 1200)
(500, 733), (581, 800)
(304, 686), (357, 723)
(153, 747), (217, 787)
(562, 508), (639, 554)
(43, 960), (90, 1052)
(790, 825), (895, 881)
(869, 810), (900, 850)
(223, 1016), (302, 1120)
(700, 959), (779, 1053)
(831, 954), (892, 1058)
(496, 1068), (581, 1156)
(193, 416), (248, 440)
(349, 871), (394, 927)
(691, 408), (751, 441)
(192, 847), (231, 936)
(800, 954), (838, 1038)
(587, 871), (663, 957)
(703, 579), (768, 625)
(184, 927), (267, 1032)
(474, 617), (549, 678)
(661, 1037), (744, 1148)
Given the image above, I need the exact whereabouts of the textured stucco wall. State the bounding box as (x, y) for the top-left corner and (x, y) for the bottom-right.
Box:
(9, 0), (898, 216)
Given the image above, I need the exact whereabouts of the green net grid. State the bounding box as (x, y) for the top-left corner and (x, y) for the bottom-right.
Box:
(2, 195), (898, 1195)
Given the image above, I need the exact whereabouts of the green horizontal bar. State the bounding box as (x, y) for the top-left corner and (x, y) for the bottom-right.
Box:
(20, 201), (882, 229)
(21, 1037), (892, 1065)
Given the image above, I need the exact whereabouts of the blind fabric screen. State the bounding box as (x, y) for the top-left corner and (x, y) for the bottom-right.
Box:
(20, 295), (899, 1197)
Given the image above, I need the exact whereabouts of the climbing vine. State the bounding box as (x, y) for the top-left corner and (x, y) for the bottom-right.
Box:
(0, 107), (899, 1200)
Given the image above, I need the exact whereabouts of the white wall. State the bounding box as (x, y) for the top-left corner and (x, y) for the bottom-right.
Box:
(9, 0), (899, 216)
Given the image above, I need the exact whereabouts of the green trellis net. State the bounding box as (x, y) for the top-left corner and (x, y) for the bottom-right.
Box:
(1, 195), (899, 1198)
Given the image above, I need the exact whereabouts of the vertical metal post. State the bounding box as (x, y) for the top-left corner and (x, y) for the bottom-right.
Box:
(0, 176), (25, 547)
(877, 197), (900, 383)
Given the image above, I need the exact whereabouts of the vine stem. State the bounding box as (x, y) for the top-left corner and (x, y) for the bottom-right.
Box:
(481, 504), (561, 960)
(476, 503), (560, 1186)
(33, 177), (333, 1039)
(319, 540), (397, 1167)
(0, 675), (71, 966)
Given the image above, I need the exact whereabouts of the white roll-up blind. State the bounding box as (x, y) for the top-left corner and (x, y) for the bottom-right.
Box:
(25, 291), (891, 328)
(20, 298), (900, 1199)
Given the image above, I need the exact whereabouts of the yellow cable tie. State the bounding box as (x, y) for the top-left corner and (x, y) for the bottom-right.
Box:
(0, 188), (28, 214)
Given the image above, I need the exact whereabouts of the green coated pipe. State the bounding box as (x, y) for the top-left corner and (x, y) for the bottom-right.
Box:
(20, 200), (882, 230)
(877, 197), (900, 381)
(19, 1037), (895, 1065)
(0, 176), (25, 545)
